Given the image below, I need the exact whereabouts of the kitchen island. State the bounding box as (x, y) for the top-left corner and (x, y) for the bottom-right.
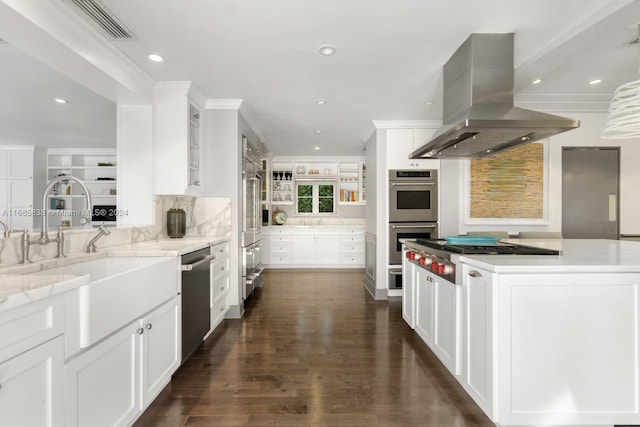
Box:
(403, 238), (640, 427)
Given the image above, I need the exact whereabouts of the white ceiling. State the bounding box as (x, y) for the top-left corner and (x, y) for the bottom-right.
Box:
(1, 0), (639, 155)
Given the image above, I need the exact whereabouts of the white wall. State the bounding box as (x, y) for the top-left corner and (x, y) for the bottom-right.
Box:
(453, 112), (640, 235)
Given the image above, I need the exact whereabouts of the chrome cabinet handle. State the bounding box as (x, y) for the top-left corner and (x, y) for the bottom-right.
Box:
(136, 328), (144, 335)
(468, 270), (482, 278)
(220, 286), (224, 291)
(181, 254), (218, 271)
(145, 323), (152, 330)
(220, 306), (225, 312)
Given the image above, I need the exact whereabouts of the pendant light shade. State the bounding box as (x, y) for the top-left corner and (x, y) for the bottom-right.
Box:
(602, 79), (640, 139)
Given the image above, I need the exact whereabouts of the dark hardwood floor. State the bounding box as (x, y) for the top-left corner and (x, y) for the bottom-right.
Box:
(134, 269), (494, 426)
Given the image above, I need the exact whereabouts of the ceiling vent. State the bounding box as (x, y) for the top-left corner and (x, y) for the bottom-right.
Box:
(62, 0), (136, 40)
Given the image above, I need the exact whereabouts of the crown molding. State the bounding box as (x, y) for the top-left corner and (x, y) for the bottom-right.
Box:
(205, 99), (243, 110)
(372, 120), (441, 129)
(238, 104), (266, 144)
(360, 122), (377, 143)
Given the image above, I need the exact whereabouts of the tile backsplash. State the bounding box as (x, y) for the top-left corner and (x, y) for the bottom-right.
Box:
(0, 196), (231, 267)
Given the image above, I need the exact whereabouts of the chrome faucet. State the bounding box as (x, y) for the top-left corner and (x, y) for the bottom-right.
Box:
(0, 219), (8, 238)
(86, 225), (111, 253)
(41, 175), (92, 244)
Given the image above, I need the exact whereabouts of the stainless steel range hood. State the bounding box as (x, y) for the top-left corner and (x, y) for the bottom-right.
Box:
(410, 33), (579, 159)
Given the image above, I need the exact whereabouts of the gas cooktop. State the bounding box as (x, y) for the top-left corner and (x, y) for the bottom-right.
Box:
(415, 239), (560, 256)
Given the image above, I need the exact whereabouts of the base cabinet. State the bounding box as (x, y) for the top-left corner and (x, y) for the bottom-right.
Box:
(65, 297), (180, 427)
(0, 336), (65, 427)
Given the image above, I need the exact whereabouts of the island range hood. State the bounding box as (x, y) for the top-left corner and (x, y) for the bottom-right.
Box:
(410, 33), (579, 159)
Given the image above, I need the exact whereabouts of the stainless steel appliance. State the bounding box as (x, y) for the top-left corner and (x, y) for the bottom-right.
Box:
(389, 222), (438, 265)
(410, 33), (579, 160)
(181, 246), (216, 362)
(406, 239), (559, 284)
(242, 136), (264, 300)
(389, 170), (438, 222)
(243, 240), (264, 300)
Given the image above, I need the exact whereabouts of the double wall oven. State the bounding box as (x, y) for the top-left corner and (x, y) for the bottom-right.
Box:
(388, 170), (438, 289)
(242, 136), (264, 300)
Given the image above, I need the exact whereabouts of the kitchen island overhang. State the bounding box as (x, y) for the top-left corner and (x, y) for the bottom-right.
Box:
(402, 238), (640, 427)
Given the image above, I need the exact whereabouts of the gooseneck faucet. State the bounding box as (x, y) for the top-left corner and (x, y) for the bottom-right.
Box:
(86, 225), (111, 253)
(41, 175), (92, 244)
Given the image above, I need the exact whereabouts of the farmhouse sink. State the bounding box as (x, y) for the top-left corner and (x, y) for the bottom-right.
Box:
(36, 256), (179, 354)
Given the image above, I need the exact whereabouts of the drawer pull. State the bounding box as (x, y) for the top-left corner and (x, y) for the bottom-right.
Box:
(468, 270), (482, 278)
(220, 286), (224, 291)
(136, 328), (144, 335)
(145, 323), (152, 330)
(220, 306), (225, 312)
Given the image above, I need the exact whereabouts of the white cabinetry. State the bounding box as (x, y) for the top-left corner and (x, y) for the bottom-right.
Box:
(209, 240), (230, 333)
(338, 162), (366, 205)
(401, 246), (416, 328)
(415, 267), (435, 345)
(269, 227), (292, 264)
(291, 228), (340, 265)
(386, 128), (440, 169)
(0, 146), (45, 229)
(46, 148), (117, 228)
(460, 264), (495, 419)
(0, 295), (66, 427)
(155, 82), (204, 196)
(339, 227), (365, 265)
(65, 297), (180, 427)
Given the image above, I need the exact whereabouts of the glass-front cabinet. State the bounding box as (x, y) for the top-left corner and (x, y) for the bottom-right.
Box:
(187, 103), (201, 187)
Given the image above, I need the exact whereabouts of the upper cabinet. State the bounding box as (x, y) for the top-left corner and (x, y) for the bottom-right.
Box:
(387, 128), (440, 169)
(155, 82), (205, 196)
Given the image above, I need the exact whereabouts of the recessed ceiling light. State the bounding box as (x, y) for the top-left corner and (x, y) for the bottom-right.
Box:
(315, 99), (327, 105)
(531, 78), (542, 85)
(314, 146), (320, 150)
(318, 45), (336, 56)
(314, 130), (322, 134)
(148, 53), (164, 62)
(424, 101), (433, 105)
(589, 79), (602, 85)
(54, 98), (69, 104)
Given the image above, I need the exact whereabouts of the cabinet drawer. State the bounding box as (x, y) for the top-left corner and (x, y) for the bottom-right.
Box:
(270, 243), (291, 254)
(340, 243), (365, 254)
(342, 254), (365, 265)
(270, 235), (291, 243)
(270, 254), (292, 264)
(211, 294), (228, 328)
(341, 235), (364, 243)
(0, 295), (64, 362)
(210, 256), (230, 282)
(212, 275), (229, 303)
(270, 228), (292, 237)
(340, 228), (364, 236)
(210, 241), (230, 260)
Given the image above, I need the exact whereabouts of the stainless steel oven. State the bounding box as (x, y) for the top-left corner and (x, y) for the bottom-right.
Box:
(389, 170), (438, 222)
(389, 222), (438, 265)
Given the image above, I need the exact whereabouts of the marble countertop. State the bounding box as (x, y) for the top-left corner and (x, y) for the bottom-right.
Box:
(0, 236), (230, 313)
(457, 239), (640, 274)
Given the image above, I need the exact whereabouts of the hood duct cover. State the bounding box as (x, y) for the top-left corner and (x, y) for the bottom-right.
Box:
(411, 33), (579, 159)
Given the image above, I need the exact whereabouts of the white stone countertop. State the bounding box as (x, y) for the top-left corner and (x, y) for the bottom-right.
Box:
(0, 236), (230, 313)
(0, 274), (89, 312)
(457, 238), (640, 274)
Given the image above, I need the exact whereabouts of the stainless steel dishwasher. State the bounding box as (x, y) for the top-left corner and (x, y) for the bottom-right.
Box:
(181, 247), (215, 362)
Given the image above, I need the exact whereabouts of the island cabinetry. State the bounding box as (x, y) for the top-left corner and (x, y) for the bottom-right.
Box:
(155, 82), (204, 196)
(65, 297), (180, 427)
(269, 227), (292, 265)
(401, 246), (416, 328)
(291, 227), (340, 265)
(209, 240), (230, 332)
(460, 264), (495, 419)
(0, 295), (66, 427)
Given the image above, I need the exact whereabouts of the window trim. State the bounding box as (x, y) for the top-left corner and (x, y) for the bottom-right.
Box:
(295, 180), (337, 216)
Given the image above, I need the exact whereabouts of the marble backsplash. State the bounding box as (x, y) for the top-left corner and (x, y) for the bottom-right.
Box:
(0, 195), (231, 267)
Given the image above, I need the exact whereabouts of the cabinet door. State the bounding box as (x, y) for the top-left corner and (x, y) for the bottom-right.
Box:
(141, 299), (180, 407)
(0, 336), (64, 427)
(9, 150), (33, 179)
(386, 129), (415, 169)
(65, 323), (140, 427)
(316, 235), (340, 264)
(461, 265), (494, 417)
(401, 248), (416, 329)
(9, 180), (33, 207)
(432, 276), (459, 374)
(292, 235), (315, 264)
(414, 268), (434, 345)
